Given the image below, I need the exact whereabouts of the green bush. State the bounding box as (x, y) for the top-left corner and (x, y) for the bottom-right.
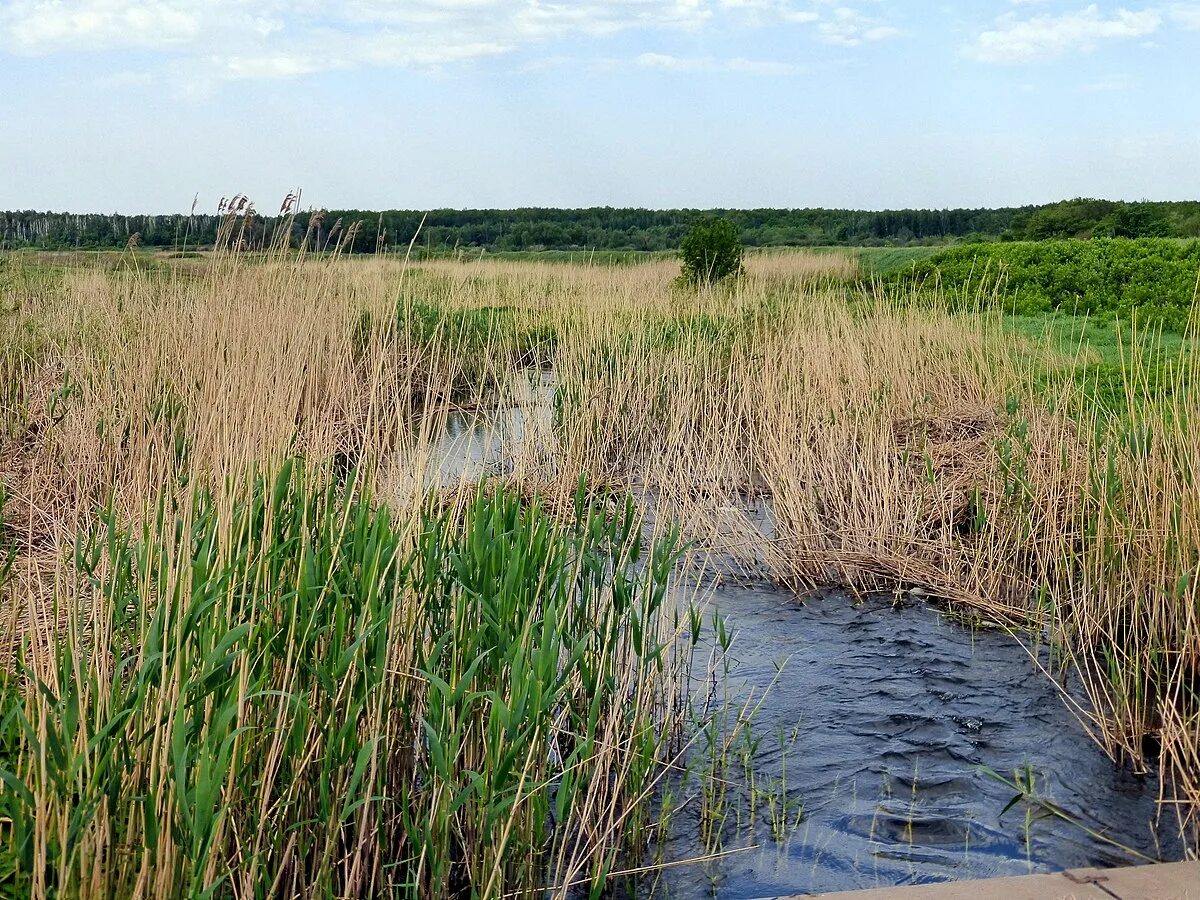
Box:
(901, 239), (1200, 331)
(679, 218), (744, 286)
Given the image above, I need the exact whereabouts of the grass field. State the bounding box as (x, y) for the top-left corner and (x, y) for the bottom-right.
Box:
(851, 244), (943, 278)
(1, 243), (1198, 896)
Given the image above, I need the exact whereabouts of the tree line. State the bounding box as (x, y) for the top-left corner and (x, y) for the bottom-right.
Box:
(2, 199), (1197, 253)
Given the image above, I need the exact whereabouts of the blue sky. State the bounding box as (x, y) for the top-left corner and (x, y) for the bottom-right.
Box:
(2, 1), (1198, 212)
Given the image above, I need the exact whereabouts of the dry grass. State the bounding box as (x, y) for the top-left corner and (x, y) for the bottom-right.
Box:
(1, 247), (1198, 896)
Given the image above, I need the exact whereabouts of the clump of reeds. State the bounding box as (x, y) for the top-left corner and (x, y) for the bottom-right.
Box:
(0, 460), (694, 897)
(3, 236), (1200, 889)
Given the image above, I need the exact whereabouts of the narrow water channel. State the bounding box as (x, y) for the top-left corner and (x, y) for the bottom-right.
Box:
(415, 376), (1184, 897)
(644, 585), (1180, 898)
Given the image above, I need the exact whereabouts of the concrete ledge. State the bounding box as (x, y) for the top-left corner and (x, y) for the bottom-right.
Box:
(792, 861), (1200, 899)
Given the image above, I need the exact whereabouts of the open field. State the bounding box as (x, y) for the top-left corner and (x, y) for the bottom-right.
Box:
(1, 245), (1199, 896)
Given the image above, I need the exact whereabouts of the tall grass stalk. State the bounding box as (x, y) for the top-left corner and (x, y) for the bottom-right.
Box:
(2, 241), (1200, 893)
(0, 461), (692, 897)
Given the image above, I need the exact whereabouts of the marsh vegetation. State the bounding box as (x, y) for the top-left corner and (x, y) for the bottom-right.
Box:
(0, 233), (1198, 897)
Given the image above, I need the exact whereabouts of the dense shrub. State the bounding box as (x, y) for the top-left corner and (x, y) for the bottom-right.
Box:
(679, 218), (744, 286)
(903, 239), (1200, 331)
(1004, 199), (1193, 241)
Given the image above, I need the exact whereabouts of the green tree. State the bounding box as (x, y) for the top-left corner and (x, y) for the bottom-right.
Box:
(679, 218), (744, 286)
(1106, 205), (1171, 239)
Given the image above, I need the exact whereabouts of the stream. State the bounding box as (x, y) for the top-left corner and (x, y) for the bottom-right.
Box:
(415, 375), (1184, 897)
(642, 585), (1180, 897)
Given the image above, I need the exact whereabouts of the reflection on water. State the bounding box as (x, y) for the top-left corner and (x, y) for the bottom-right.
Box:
(640, 587), (1181, 898)
(430, 369), (556, 485)
(387, 369), (557, 490)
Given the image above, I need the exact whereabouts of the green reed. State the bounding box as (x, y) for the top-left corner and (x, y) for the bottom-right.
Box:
(0, 462), (692, 898)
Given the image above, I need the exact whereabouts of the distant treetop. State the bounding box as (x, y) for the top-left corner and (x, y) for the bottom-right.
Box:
(2, 199), (1197, 253)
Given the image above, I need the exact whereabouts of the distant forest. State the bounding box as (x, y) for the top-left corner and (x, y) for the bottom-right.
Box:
(3, 199), (1198, 253)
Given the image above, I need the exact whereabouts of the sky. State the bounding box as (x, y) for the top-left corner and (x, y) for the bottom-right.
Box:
(1, 0), (1198, 213)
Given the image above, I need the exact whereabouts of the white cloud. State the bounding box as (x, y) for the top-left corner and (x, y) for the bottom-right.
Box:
(334, 0), (714, 40)
(1080, 75), (1130, 90)
(1168, 2), (1200, 27)
(680, 2), (902, 45)
(3, 0), (198, 51)
(0, 0), (899, 78)
(0, 0), (288, 53)
(817, 7), (902, 46)
(636, 50), (797, 73)
(716, 0), (819, 24)
(968, 4), (1162, 63)
(0, 0), (711, 66)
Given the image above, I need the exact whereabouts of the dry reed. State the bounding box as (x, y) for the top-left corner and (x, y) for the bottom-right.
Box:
(1, 245), (1197, 897)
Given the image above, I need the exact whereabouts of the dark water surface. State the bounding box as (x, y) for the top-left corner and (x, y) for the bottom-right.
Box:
(642, 585), (1181, 898)
(415, 382), (1183, 897)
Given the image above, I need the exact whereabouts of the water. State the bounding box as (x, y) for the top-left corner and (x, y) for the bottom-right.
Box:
(383, 369), (556, 490)
(415, 373), (1184, 897)
(642, 585), (1181, 898)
